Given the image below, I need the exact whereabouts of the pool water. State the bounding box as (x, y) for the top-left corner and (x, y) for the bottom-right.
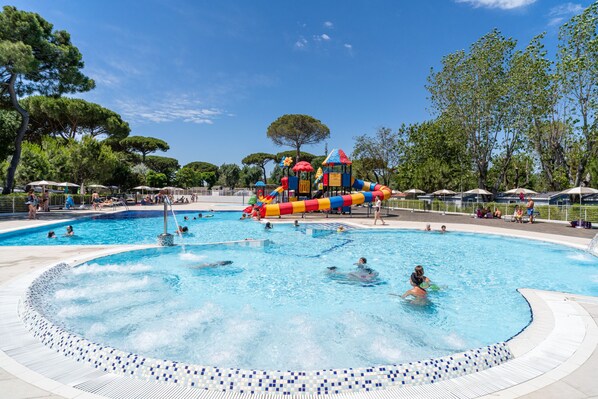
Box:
(0, 211), (270, 246)
(32, 223), (598, 371)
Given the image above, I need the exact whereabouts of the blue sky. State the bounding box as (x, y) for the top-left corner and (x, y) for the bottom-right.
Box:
(10, 0), (592, 167)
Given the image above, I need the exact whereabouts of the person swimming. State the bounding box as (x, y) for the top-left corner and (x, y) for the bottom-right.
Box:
(47, 231), (56, 238)
(401, 265), (430, 298)
(347, 267), (379, 282)
(293, 220), (299, 227)
(65, 225), (74, 236)
(355, 257), (367, 268)
(191, 260), (233, 269)
(265, 221), (273, 229)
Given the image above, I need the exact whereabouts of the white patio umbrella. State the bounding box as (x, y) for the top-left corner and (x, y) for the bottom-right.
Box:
(465, 188), (492, 204)
(55, 182), (80, 194)
(432, 189), (456, 196)
(404, 188), (425, 196)
(465, 188), (492, 195)
(27, 180), (59, 195)
(559, 186), (598, 220)
(432, 189), (456, 211)
(28, 180), (59, 187)
(87, 184), (108, 190)
(504, 187), (538, 195)
(133, 185), (153, 195)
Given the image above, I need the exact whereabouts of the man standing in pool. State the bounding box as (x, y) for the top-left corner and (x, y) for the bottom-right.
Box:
(401, 265), (430, 298)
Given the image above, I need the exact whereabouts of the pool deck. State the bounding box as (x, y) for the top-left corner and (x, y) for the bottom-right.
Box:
(0, 203), (597, 398)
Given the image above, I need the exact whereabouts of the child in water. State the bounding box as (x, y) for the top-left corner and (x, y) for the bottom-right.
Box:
(401, 265), (430, 298)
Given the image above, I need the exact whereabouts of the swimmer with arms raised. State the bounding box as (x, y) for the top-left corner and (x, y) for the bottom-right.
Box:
(401, 265), (430, 298)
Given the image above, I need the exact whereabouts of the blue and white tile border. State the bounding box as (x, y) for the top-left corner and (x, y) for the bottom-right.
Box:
(20, 258), (513, 396)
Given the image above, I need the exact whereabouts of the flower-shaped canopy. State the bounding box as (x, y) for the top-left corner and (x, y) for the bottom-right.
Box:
(292, 161), (314, 172)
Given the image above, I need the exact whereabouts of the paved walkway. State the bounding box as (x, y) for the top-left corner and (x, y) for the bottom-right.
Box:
(0, 203), (597, 398)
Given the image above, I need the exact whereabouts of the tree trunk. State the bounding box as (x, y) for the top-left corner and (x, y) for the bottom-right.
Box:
(3, 74), (30, 194)
(261, 166), (267, 183)
(295, 145), (301, 163)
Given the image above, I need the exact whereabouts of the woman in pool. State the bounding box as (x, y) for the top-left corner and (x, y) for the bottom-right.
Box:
(401, 265), (430, 298)
(65, 225), (74, 236)
(47, 231), (56, 238)
(264, 221), (273, 229)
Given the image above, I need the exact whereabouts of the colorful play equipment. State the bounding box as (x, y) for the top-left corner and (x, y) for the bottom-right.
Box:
(244, 148), (391, 217)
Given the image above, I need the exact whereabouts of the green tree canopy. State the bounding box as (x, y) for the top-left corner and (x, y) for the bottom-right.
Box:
(352, 127), (401, 187)
(23, 96), (130, 142)
(275, 150), (316, 164)
(0, 108), (18, 161)
(144, 155), (180, 183)
(266, 114), (330, 161)
(218, 163), (241, 189)
(239, 165), (262, 188)
(176, 161), (219, 189)
(242, 152), (275, 183)
(0, 5), (94, 193)
(120, 135), (169, 163)
(557, 2), (598, 186)
(183, 161), (219, 174)
(427, 29), (516, 190)
(146, 170), (167, 188)
(393, 120), (471, 192)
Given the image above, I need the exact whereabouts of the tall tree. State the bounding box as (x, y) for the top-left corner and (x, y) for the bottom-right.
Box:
(239, 165), (262, 188)
(352, 127), (401, 187)
(266, 114), (330, 161)
(557, 2), (598, 186)
(23, 96), (130, 142)
(242, 152), (275, 183)
(0, 109), (18, 161)
(120, 136), (169, 163)
(512, 35), (572, 190)
(394, 120), (470, 192)
(0, 6), (94, 193)
(428, 29), (516, 190)
(144, 155), (180, 183)
(218, 163), (241, 189)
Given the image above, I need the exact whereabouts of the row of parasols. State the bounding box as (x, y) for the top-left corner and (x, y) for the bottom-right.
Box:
(401, 186), (598, 213)
(401, 186), (598, 198)
(25, 181), (185, 194)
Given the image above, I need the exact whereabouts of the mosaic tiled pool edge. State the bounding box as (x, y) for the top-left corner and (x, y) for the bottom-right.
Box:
(19, 262), (514, 396)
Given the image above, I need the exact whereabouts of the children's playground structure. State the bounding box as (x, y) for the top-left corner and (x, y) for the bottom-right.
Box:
(245, 149), (391, 217)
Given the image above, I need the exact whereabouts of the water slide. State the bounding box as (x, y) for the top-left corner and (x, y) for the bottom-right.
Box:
(262, 178), (391, 217)
(244, 186), (284, 213)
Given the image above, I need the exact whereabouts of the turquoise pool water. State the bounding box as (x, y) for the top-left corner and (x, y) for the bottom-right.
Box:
(31, 218), (598, 371)
(0, 211), (268, 245)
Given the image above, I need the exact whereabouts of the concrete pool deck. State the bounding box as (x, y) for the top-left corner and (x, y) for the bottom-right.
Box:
(0, 205), (597, 398)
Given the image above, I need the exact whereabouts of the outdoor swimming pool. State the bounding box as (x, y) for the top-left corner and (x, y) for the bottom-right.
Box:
(21, 214), (598, 371)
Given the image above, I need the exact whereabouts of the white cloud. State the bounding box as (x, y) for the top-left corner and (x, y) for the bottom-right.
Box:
(88, 69), (121, 87)
(455, 0), (536, 10)
(295, 37), (308, 49)
(548, 3), (583, 16)
(321, 33), (331, 41)
(323, 21), (333, 28)
(344, 43), (353, 50)
(115, 96), (226, 125)
(547, 3), (584, 27)
(548, 17), (564, 26)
